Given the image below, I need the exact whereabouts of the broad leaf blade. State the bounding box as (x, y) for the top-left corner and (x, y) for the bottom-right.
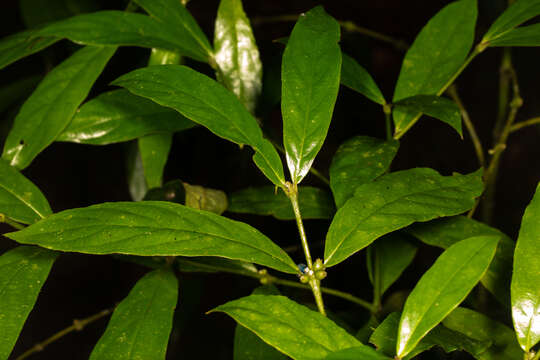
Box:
(89, 267), (178, 360)
(512, 183), (540, 351)
(324, 168), (484, 267)
(487, 23), (540, 47)
(0, 159), (52, 224)
(324, 346), (392, 360)
(138, 134), (172, 189)
(228, 186), (335, 220)
(0, 246), (57, 359)
(341, 53), (385, 105)
(483, 0), (540, 42)
(112, 65), (285, 187)
(393, 95), (462, 138)
(0, 31), (58, 70)
(210, 295), (361, 360)
(282, 6), (341, 184)
(396, 236), (499, 358)
(214, 0), (262, 114)
(392, 0), (477, 137)
(329, 136), (399, 208)
(2, 45), (116, 169)
(6, 201), (297, 274)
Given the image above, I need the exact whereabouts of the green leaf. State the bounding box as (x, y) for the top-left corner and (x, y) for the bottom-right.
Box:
(183, 182), (228, 215)
(214, 0), (262, 114)
(324, 346), (392, 360)
(482, 0), (540, 42)
(6, 201), (298, 274)
(367, 233), (417, 297)
(282, 6), (342, 184)
(329, 136), (399, 208)
(0, 246), (57, 360)
(2, 46), (116, 170)
(396, 236), (499, 358)
(58, 90), (194, 145)
(0, 31), (59, 71)
(392, 0), (477, 138)
(393, 95), (462, 138)
(177, 256), (258, 275)
(19, 0), (98, 28)
(512, 183), (540, 351)
(486, 23), (540, 47)
(406, 216), (514, 307)
(341, 53), (385, 105)
(324, 168), (484, 267)
(228, 186), (335, 220)
(0, 159), (52, 224)
(112, 65), (285, 187)
(0, 75), (41, 114)
(210, 295), (361, 360)
(138, 134), (172, 189)
(443, 307), (523, 360)
(143, 180), (186, 205)
(370, 312), (491, 359)
(89, 267), (178, 360)
(126, 142), (147, 201)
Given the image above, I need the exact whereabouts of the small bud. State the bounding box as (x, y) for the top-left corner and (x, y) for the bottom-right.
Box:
(315, 270), (327, 280)
(313, 259), (324, 271)
(299, 275), (309, 284)
(260, 276), (270, 285)
(258, 269), (268, 276)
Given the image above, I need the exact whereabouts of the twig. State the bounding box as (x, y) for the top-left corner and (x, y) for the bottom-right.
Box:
(0, 214), (26, 230)
(510, 117), (540, 133)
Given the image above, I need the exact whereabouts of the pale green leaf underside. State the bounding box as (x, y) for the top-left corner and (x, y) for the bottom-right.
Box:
(487, 23), (540, 47)
(138, 134), (172, 189)
(341, 53), (385, 105)
(483, 0), (540, 42)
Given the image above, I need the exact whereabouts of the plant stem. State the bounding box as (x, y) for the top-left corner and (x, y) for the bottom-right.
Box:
(493, 49), (512, 142)
(15, 308), (113, 360)
(369, 247), (382, 313)
(510, 117), (540, 133)
(530, 350), (540, 360)
(383, 104), (393, 140)
(0, 214), (26, 230)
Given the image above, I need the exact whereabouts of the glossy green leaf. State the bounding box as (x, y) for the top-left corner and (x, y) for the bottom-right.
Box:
(329, 136), (399, 208)
(392, 0), (477, 138)
(393, 95), (462, 137)
(138, 134), (172, 189)
(324, 346), (391, 360)
(210, 295), (361, 360)
(396, 236), (499, 358)
(89, 267), (178, 360)
(214, 0), (262, 114)
(112, 65), (285, 187)
(282, 6), (341, 184)
(0, 31), (59, 71)
(0, 159), (52, 224)
(6, 201), (298, 274)
(324, 168), (483, 267)
(443, 307), (522, 360)
(2, 46), (116, 169)
(58, 90), (194, 145)
(407, 216), (514, 306)
(367, 233), (417, 297)
(487, 23), (540, 47)
(341, 53), (385, 105)
(0, 246), (57, 360)
(228, 186), (335, 220)
(512, 183), (540, 351)
(482, 0), (540, 42)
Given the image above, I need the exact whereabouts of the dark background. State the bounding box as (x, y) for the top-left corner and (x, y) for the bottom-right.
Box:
(1, 0), (539, 359)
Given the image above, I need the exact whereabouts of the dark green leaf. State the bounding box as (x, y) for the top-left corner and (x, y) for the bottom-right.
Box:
(0, 246), (57, 359)
(0, 159), (52, 224)
(282, 6), (341, 184)
(143, 180), (186, 205)
(341, 53), (385, 105)
(392, 0), (477, 138)
(482, 0), (540, 42)
(329, 136), (399, 208)
(112, 65), (285, 187)
(0, 31), (59, 71)
(393, 95), (462, 137)
(228, 186), (335, 220)
(177, 256), (258, 275)
(6, 201), (298, 274)
(2, 46), (116, 169)
(396, 236), (499, 358)
(89, 267), (178, 360)
(512, 183), (540, 351)
(486, 23), (540, 47)
(214, 0), (262, 114)
(126, 142), (147, 201)
(210, 295), (361, 360)
(407, 216), (514, 306)
(324, 346), (391, 360)
(324, 168), (483, 267)
(138, 134), (172, 189)
(0, 75), (41, 114)
(19, 0), (98, 28)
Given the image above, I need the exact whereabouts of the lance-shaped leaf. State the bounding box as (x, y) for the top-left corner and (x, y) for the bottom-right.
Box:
(0, 159), (52, 224)
(89, 267), (178, 360)
(214, 0), (262, 114)
(138, 134), (172, 189)
(19, 0), (99, 28)
(282, 6), (341, 184)
(112, 65), (285, 187)
(324, 346), (392, 360)
(210, 295), (361, 360)
(407, 216), (514, 306)
(393, 95), (462, 138)
(0, 246), (57, 360)
(228, 186), (335, 220)
(392, 0), (477, 138)
(486, 23), (540, 47)
(58, 90), (194, 145)
(341, 53), (385, 105)
(2, 46), (116, 170)
(396, 236), (499, 358)
(324, 168), (483, 267)
(329, 136), (399, 208)
(6, 201), (298, 274)
(0, 31), (59, 71)
(482, 0), (540, 43)
(512, 183), (540, 352)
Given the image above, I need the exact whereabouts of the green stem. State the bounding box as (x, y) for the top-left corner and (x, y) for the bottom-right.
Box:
(493, 49), (512, 142)
(510, 117), (540, 133)
(0, 214), (26, 230)
(383, 104), (393, 141)
(530, 350), (540, 360)
(370, 247), (382, 313)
